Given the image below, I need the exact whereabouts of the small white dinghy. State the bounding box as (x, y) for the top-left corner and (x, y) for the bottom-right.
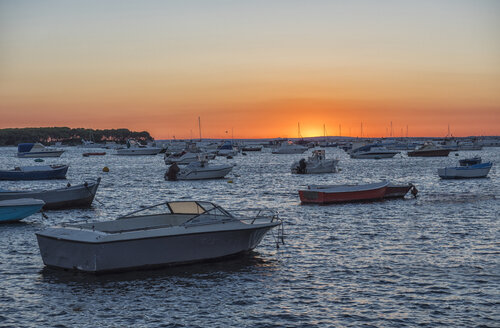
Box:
(291, 150), (339, 174)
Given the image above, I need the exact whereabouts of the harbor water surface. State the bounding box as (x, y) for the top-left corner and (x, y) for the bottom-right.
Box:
(0, 146), (498, 327)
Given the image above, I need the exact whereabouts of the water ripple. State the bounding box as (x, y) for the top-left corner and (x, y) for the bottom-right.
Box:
(0, 146), (499, 327)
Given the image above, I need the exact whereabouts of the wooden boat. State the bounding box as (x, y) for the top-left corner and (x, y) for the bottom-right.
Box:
(438, 162), (492, 179)
(299, 181), (389, 204)
(0, 198), (45, 223)
(0, 164), (69, 180)
(83, 152), (106, 157)
(0, 178), (101, 210)
(407, 143), (450, 157)
(384, 183), (418, 198)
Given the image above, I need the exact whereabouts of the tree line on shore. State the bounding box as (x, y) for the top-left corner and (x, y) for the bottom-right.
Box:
(0, 127), (153, 146)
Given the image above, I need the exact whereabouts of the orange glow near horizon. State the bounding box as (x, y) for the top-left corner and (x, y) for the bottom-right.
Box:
(1, 1), (499, 139)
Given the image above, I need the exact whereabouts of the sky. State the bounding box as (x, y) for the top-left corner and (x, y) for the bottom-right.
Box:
(1, 0), (499, 139)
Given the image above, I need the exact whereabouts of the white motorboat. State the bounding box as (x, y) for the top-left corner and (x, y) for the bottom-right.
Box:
(438, 162), (493, 179)
(80, 139), (104, 148)
(349, 144), (400, 159)
(291, 150), (339, 174)
(116, 139), (162, 156)
(166, 160), (233, 180)
(272, 141), (308, 154)
(17, 143), (65, 158)
(165, 151), (201, 165)
(36, 200), (283, 273)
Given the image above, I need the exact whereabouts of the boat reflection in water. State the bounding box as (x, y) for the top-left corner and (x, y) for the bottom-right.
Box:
(36, 201), (283, 273)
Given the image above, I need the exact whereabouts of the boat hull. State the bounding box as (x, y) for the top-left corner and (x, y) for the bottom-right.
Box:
(350, 152), (398, 159)
(83, 152), (106, 157)
(0, 199), (44, 223)
(36, 226), (275, 273)
(272, 149), (307, 154)
(384, 184), (413, 198)
(438, 163), (492, 179)
(0, 165), (69, 180)
(17, 150), (65, 158)
(407, 149), (450, 157)
(178, 166), (232, 180)
(299, 185), (388, 204)
(0, 179), (100, 210)
(116, 148), (161, 155)
(165, 153), (200, 165)
(241, 147), (262, 151)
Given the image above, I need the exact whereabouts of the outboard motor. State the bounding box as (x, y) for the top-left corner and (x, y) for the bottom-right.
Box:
(410, 184), (418, 198)
(298, 158), (307, 174)
(165, 163), (180, 181)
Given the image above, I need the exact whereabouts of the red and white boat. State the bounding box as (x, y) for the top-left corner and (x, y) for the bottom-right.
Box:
(299, 181), (389, 204)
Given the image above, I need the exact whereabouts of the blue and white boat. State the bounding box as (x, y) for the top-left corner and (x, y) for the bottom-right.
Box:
(17, 143), (65, 158)
(438, 162), (493, 179)
(0, 198), (45, 223)
(0, 164), (69, 180)
(217, 141), (238, 157)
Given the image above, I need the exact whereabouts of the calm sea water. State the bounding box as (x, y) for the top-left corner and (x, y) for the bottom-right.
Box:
(0, 145), (498, 327)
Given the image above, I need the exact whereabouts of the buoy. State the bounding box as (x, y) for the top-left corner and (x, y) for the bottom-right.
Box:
(227, 180), (233, 183)
(34, 158), (44, 162)
(102, 166), (109, 172)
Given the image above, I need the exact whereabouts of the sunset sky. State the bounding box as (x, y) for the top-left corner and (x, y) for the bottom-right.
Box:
(1, 0), (499, 139)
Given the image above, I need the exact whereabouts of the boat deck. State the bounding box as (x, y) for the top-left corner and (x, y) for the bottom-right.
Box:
(75, 214), (196, 233)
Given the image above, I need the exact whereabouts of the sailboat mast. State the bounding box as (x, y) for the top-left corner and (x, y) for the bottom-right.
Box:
(198, 117), (202, 141)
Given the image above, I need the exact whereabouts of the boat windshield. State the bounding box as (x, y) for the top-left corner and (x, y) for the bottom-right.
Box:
(196, 201), (232, 217)
(118, 201), (233, 219)
(167, 201), (205, 214)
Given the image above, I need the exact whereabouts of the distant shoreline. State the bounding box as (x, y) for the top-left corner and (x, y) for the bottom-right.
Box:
(0, 127), (153, 146)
